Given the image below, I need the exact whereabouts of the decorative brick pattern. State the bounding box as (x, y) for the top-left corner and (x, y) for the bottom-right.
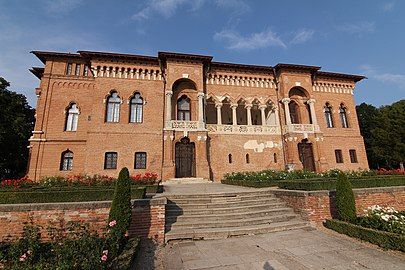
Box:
(0, 197), (167, 245)
(273, 186), (405, 224)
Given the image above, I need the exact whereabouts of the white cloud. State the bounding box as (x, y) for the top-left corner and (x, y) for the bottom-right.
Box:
(361, 65), (405, 89)
(336, 21), (375, 35)
(214, 28), (286, 51)
(131, 0), (250, 21)
(383, 1), (395, 12)
(43, 0), (83, 15)
(290, 29), (314, 44)
(132, 0), (197, 21)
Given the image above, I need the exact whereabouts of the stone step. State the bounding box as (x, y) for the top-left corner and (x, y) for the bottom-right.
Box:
(165, 178), (211, 184)
(165, 193), (276, 204)
(166, 207), (294, 223)
(166, 213), (297, 230)
(166, 198), (279, 209)
(166, 202), (286, 216)
(164, 189), (274, 200)
(165, 219), (311, 242)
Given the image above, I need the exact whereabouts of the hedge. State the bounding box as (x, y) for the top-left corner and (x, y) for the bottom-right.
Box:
(221, 179), (278, 188)
(324, 219), (405, 251)
(277, 175), (405, 191)
(0, 187), (146, 204)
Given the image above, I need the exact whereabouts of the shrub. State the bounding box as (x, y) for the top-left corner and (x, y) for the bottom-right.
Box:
(130, 172), (159, 185)
(324, 219), (405, 251)
(357, 205), (405, 235)
(107, 167), (132, 258)
(0, 187), (145, 204)
(335, 173), (356, 222)
(277, 175), (405, 191)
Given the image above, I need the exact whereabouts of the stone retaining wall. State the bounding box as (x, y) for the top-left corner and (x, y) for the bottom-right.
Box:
(0, 197), (167, 244)
(272, 186), (405, 223)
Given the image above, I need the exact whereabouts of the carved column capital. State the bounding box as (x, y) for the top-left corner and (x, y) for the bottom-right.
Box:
(281, 98), (291, 104)
(197, 92), (205, 98)
(244, 103), (253, 109)
(307, 98), (316, 104)
(215, 102), (223, 108)
(165, 90), (173, 96)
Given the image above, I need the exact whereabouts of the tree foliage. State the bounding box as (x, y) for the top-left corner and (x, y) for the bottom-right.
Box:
(356, 100), (405, 169)
(335, 173), (356, 222)
(0, 77), (35, 180)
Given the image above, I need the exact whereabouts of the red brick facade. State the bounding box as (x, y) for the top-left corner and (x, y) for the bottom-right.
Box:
(0, 197), (167, 244)
(27, 50), (368, 181)
(273, 186), (405, 223)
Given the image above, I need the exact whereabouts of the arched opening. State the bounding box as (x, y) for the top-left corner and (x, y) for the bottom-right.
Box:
(175, 137), (195, 178)
(177, 95), (191, 121)
(339, 103), (349, 128)
(251, 99), (261, 125)
(288, 87), (311, 124)
(205, 97), (217, 124)
(298, 139), (315, 171)
(65, 103), (79, 131)
(289, 101), (300, 124)
(172, 79), (197, 121)
(129, 92), (143, 123)
(265, 102), (277, 125)
(228, 154), (232, 164)
(221, 97), (233, 125)
(324, 102), (334, 128)
(245, 153), (250, 164)
(105, 91), (121, 123)
(60, 150), (73, 171)
(236, 98), (247, 125)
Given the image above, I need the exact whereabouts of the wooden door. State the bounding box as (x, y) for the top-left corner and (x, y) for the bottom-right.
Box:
(175, 137), (195, 178)
(298, 142), (316, 171)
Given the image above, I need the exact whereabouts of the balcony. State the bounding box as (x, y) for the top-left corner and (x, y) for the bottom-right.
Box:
(283, 124), (320, 134)
(166, 120), (200, 131)
(207, 124), (280, 135)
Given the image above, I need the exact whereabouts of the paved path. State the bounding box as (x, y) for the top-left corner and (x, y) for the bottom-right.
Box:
(164, 228), (405, 270)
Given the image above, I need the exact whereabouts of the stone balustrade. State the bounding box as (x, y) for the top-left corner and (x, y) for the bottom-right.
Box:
(207, 124), (280, 135)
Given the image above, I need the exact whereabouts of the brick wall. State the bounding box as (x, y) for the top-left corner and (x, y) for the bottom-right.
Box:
(273, 186), (405, 224)
(0, 197), (167, 245)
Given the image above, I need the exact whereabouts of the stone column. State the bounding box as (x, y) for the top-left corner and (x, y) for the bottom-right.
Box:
(215, 103), (222, 125)
(197, 92), (205, 129)
(165, 90), (173, 129)
(231, 103), (238, 125)
(245, 104), (252, 125)
(259, 105), (267, 126)
(307, 99), (318, 125)
(274, 108), (280, 126)
(281, 98), (291, 125)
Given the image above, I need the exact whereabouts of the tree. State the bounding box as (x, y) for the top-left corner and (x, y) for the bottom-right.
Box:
(0, 77), (35, 180)
(356, 100), (405, 170)
(335, 173), (356, 222)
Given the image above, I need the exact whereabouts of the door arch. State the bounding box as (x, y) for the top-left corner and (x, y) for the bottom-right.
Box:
(175, 137), (195, 178)
(298, 140), (316, 171)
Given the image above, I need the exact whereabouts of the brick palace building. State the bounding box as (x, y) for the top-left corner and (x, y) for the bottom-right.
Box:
(27, 50), (369, 181)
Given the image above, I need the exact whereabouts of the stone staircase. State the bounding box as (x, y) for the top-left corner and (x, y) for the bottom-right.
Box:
(164, 189), (310, 242)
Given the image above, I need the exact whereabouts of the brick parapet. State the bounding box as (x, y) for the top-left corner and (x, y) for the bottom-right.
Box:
(273, 186), (405, 224)
(0, 197), (167, 245)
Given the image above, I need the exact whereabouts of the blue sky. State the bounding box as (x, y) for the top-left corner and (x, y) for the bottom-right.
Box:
(0, 0), (404, 107)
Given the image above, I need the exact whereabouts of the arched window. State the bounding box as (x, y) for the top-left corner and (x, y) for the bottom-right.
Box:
(177, 95), (190, 121)
(289, 101), (300, 124)
(106, 91), (121, 123)
(246, 153), (250, 164)
(228, 154), (232, 164)
(324, 103), (334, 128)
(339, 104), (349, 128)
(130, 92), (143, 123)
(60, 150), (73, 171)
(65, 103), (79, 131)
(273, 153), (277, 163)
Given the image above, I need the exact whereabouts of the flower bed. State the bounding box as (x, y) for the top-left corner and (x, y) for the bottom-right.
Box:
(277, 175), (405, 191)
(0, 187), (146, 204)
